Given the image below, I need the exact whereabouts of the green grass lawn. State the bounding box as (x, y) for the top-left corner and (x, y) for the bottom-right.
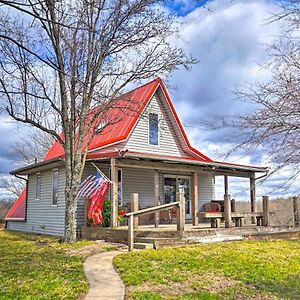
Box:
(114, 240), (300, 300)
(0, 230), (98, 300)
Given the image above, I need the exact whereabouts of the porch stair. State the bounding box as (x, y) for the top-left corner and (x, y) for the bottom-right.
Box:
(134, 237), (187, 249)
(134, 234), (245, 249)
(133, 242), (154, 250)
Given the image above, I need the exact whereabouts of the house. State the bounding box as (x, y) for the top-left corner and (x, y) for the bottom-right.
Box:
(5, 78), (268, 237)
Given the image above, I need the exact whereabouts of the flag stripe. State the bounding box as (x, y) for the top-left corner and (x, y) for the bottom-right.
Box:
(76, 170), (110, 226)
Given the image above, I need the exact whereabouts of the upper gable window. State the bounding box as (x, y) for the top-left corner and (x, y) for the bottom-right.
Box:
(149, 113), (159, 145)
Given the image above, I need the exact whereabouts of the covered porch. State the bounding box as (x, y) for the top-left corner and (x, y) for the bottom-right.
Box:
(86, 152), (269, 231)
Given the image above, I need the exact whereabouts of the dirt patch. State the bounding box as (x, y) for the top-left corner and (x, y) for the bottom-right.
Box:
(66, 240), (127, 258)
(127, 273), (276, 299)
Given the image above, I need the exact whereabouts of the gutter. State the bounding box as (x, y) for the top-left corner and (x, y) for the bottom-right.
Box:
(255, 171), (269, 181)
(123, 152), (268, 173)
(10, 157), (64, 175)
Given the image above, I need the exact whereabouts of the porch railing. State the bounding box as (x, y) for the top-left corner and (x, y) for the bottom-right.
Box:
(124, 192), (185, 251)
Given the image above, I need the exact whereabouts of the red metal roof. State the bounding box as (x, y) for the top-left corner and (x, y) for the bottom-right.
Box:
(6, 78), (214, 222)
(44, 78), (212, 162)
(45, 79), (161, 160)
(5, 189), (26, 221)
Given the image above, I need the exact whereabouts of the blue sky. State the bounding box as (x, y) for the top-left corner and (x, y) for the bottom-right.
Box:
(0, 0), (296, 201)
(166, 0), (211, 16)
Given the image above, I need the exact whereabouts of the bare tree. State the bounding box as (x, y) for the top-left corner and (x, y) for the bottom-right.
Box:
(13, 130), (55, 166)
(0, 129), (54, 198)
(0, 0), (195, 242)
(208, 1), (300, 191)
(0, 175), (24, 197)
(0, 201), (13, 222)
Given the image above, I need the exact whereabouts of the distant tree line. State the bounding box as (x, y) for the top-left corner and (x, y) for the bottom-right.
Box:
(0, 200), (13, 223)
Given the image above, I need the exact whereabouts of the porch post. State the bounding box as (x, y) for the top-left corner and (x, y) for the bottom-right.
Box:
(224, 175), (229, 195)
(131, 193), (139, 229)
(250, 174), (256, 224)
(154, 170), (160, 228)
(262, 196), (270, 226)
(177, 192), (185, 232)
(191, 172), (199, 226)
(224, 193), (232, 228)
(293, 196), (300, 226)
(110, 158), (118, 228)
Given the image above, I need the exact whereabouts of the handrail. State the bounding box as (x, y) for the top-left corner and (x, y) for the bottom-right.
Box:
(126, 192), (185, 251)
(124, 201), (180, 218)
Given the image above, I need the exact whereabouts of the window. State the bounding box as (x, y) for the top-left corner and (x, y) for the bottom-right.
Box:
(149, 113), (159, 145)
(109, 169), (123, 206)
(35, 173), (41, 200)
(52, 169), (59, 206)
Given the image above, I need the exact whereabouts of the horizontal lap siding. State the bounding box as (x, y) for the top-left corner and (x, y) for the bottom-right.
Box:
(7, 168), (66, 236)
(122, 168), (155, 208)
(125, 92), (187, 157)
(198, 174), (215, 211)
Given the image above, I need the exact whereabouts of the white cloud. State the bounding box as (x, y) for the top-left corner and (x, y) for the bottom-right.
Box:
(168, 0), (292, 200)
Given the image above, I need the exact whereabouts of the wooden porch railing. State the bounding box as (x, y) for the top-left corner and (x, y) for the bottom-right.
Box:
(124, 192), (185, 251)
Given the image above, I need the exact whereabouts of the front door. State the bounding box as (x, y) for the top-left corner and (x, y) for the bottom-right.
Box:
(163, 175), (191, 219)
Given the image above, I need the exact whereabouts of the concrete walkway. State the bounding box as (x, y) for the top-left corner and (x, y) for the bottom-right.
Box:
(84, 250), (125, 300)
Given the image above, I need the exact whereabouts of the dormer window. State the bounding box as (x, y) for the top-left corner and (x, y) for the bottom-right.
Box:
(149, 113), (158, 145)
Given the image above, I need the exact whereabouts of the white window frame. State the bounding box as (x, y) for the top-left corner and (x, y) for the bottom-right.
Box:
(35, 173), (41, 200)
(148, 112), (159, 146)
(52, 168), (59, 207)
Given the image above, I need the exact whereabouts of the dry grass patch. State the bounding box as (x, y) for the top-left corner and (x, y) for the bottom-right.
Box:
(126, 273), (276, 300)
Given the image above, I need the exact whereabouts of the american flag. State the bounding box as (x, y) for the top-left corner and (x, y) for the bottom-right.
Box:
(76, 171), (110, 225)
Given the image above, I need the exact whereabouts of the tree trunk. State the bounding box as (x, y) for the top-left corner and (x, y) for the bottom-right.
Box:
(64, 186), (77, 243)
(64, 147), (83, 243)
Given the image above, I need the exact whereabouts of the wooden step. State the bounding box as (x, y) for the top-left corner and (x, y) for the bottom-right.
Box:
(152, 237), (187, 249)
(135, 237), (186, 249)
(134, 237), (155, 244)
(133, 242), (154, 250)
(134, 230), (181, 239)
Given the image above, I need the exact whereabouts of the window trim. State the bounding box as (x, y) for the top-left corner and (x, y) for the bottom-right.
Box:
(52, 168), (59, 207)
(148, 112), (159, 146)
(35, 172), (41, 200)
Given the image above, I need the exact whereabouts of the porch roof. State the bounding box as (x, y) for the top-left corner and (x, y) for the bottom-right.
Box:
(10, 157), (64, 176)
(87, 150), (268, 177)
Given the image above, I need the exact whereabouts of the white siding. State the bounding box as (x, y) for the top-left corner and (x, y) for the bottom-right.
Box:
(7, 168), (66, 236)
(122, 168), (155, 208)
(124, 91), (188, 156)
(198, 174), (215, 211)
(7, 164), (215, 234)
